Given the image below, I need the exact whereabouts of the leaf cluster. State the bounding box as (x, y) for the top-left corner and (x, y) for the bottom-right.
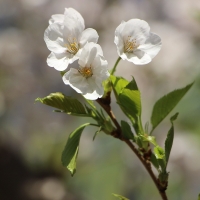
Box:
(36, 76), (193, 188)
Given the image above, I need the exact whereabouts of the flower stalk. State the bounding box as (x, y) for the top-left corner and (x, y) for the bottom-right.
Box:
(110, 57), (121, 75)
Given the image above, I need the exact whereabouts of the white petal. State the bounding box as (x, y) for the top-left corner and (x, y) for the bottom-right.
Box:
(126, 50), (152, 65)
(123, 19), (150, 44)
(79, 28), (99, 47)
(92, 57), (109, 79)
(64, 8), (85, 30)
(87, 45), (97, 67)
(83, 91), (102, 100)
(78, 42), (91, 67)
(78, 43), (103, 67)
(83, 78), (104, 100)
(114, 21), (126, 56)
(49, 14), (64, 24)
(44, 23), (66, 53)
(63, 69), (88, 94)
(138, 32), (162, 59)
(47, 52), (76, 71)
(78, 42), (96, 67)
(63, 17), (83, 44)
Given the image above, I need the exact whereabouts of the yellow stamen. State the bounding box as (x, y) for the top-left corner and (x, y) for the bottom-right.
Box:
(78, 66), (93, 78)
(124, 36), (139, 53)
(66, 36), (79, 54)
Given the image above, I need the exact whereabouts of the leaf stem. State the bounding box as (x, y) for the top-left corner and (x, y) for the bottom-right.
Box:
(89, 123), (101, 127)
(110, 57), (121, 75)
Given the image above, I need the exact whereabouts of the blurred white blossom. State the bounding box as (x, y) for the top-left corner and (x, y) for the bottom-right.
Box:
(63, 42), (109, 100)
(44, 8), (99, 71)
(114, 19), (161, 65)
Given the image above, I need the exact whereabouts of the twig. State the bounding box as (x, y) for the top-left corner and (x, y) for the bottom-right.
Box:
(96, 98), (168, 200)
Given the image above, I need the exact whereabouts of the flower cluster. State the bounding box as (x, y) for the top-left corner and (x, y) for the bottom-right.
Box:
(44, 8), (161, 100)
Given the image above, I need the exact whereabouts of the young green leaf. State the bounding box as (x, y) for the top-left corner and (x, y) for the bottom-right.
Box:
(165, 113), (178, 165)
(121, 120), (134, 141)
(154, 146), (165, 159)
(110, 76), (135, 123)
(61, 123), (90, 176)
(112, 193), (129, 200)
(142, 135), (157, 146)
(154, 146), (166, 172)
(110, 75), (129, 96)
(36, 92), (87, 116)
(150, 153), (159, 170)
(125, 76), (138, 90)
(119, 89), (141, 119)
(151, 82), (193, 132)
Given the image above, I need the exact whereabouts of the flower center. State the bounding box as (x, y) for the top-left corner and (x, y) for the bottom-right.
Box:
(66, 36), (79, 55)
(78, 66), (93, 78)
(124, 36), (139, 53)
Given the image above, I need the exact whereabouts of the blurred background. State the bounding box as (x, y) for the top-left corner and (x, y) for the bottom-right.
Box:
(0, 0), (200, 199)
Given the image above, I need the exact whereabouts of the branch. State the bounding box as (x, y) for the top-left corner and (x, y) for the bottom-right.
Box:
(96, 98), (168, 200)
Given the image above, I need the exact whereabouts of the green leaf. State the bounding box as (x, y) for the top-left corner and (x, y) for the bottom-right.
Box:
(142, 135), (157, 146)
(165, 112), (178, 165)
(154, 146), (165, 159)
(110, 75), (129, 96)
(154, 146), (166, 172)
(110, 76), (135, 122)
(93, 126), (102, 140)
(151, 82), (193, 132)
(112, 193), (129, 200)
(118, 77), (141, 122)
(121, 120), (134, 141)
(198, 193), (200, 200)
(119, 89), (141, 119)
(61, 123), (90, 176)
(150, 153), (159, 170)
(36, 92), (87, 116)
(125, 76), (138, 90)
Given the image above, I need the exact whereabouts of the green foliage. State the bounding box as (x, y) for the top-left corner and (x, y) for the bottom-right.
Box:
(61, 123), (90, 176)
(118, 77), (141, 121)
(165, 113), (178, 166)
(198, 193), (200, 200)
(150, 153), (159, 170)
(112, 193), (129, 200)
(110, 75), (142, 133)
(110, 75), (129, 97)
(150, 82), (193, 132)
(121, 120), (134, 141)
(142, 135), (157, 146)
(154, 146), (166, 172)
(36, 92), (88, 116)
(154, 146), (165, 160)
(119, 88), (141, 121)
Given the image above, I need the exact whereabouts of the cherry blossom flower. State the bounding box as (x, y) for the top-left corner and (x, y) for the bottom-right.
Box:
(44, 8), (99, 71)
(114, 19), (162, 65)
(62, 42), (109, 100)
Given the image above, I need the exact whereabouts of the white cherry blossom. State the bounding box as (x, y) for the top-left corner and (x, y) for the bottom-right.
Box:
(44, 8), (99, 71)
(114, 19), (162, 65)
(63, 42), (110, 100)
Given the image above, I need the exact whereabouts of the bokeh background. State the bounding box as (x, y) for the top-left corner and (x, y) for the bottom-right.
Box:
(0, 0), (200, 199)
